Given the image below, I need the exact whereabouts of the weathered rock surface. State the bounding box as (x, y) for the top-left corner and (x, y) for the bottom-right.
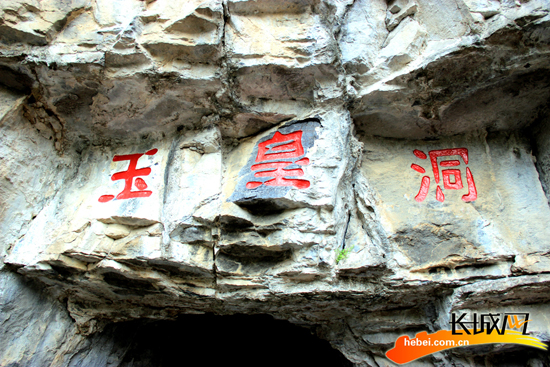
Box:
(1, 0), (550, 366)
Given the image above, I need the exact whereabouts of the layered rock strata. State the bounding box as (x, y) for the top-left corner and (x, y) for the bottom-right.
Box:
(1, 0), (550, 365)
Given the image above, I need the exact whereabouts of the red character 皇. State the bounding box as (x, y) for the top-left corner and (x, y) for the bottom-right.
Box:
(98, 148), (158, 203)
(411, 148), (477, 203)
(246, 131), (310, 190)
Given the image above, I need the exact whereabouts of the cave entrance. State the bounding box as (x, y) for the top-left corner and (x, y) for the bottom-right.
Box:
(107, 314), (352, 367)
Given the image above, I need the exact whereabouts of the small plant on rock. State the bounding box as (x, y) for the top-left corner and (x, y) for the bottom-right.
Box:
(335, 247), (352, 264)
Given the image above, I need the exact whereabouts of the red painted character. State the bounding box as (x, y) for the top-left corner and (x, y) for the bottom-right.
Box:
(98, 148), (158, 203)
(246, 131), (310, 190)
(411, 148), (477, 203)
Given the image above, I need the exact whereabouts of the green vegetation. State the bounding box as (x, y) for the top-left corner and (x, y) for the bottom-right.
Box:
(335, 247), (352, 264)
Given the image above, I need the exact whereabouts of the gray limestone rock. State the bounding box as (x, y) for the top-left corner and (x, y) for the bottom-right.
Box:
(1, 0), (550, 366)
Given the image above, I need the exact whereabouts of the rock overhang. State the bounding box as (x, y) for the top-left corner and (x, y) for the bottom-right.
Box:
(1, 0), (550, 365)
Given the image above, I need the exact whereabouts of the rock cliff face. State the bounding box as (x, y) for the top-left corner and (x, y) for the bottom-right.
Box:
(1, 0), (550, 366)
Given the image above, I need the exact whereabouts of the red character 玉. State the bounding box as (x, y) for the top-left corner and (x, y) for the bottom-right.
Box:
(98, 148), (158, 203)
(246, 131), (310, 190)
(411, 148), (477, 203)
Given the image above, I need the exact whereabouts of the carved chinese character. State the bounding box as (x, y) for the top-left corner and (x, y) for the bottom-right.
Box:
(98, 148), (158, 203)
(411, 148), (477, 203)
(228, 120), (319, 211)
(246, 130), (310, 190)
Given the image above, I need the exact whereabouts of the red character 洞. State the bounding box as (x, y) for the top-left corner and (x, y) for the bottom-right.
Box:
(411, 148), (477, 203)
(98, 148), (158, 203)
(246, 131), (310, 190)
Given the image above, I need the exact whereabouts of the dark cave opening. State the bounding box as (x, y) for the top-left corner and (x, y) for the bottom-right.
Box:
(103, 314), (353, 367)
